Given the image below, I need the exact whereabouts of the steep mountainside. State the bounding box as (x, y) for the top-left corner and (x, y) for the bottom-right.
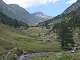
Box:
(0, 0), (52, 26)
(0, 11), (28, 28)
(0, 0), (31, 25)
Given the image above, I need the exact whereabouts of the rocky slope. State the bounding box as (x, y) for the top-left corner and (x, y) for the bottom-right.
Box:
(32, 12), (52, 21)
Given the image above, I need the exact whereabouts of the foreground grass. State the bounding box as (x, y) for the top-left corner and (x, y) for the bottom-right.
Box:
(28, 51), (80, 60)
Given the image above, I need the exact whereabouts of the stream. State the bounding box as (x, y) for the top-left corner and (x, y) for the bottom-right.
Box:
(16, 52), (49, 60)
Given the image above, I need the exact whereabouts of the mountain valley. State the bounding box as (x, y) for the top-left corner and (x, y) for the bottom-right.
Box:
(0, 0), (80, 60)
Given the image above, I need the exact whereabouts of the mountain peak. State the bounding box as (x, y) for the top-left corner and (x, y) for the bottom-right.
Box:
(32, 12), (44, 16)
(32, 12), (52, 18)
(9, 4), (20, 7)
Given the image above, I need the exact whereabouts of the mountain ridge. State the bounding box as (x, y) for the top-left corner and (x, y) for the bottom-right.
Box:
(38, 0), (80, 27)
(63, 0), (80, 14)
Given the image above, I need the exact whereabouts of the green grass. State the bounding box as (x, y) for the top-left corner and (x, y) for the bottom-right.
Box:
(0, 24), (60, 53)
(15, 34), (61, 52)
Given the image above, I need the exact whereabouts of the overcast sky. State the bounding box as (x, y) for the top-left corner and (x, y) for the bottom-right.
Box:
(3, 0), (77, 16)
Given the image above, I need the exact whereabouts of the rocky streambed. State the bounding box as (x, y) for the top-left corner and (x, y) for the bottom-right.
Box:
(16, 52), (49, 60)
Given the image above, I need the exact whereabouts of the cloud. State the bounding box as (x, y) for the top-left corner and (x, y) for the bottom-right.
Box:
(3, 0), (60, 8)
(66, 0), (77, 5)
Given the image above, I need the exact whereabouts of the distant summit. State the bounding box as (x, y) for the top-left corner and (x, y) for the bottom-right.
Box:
(32, 12), (44, 16)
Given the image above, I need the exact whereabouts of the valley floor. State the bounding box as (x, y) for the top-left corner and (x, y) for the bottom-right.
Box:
(0, 24), (60, 60)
